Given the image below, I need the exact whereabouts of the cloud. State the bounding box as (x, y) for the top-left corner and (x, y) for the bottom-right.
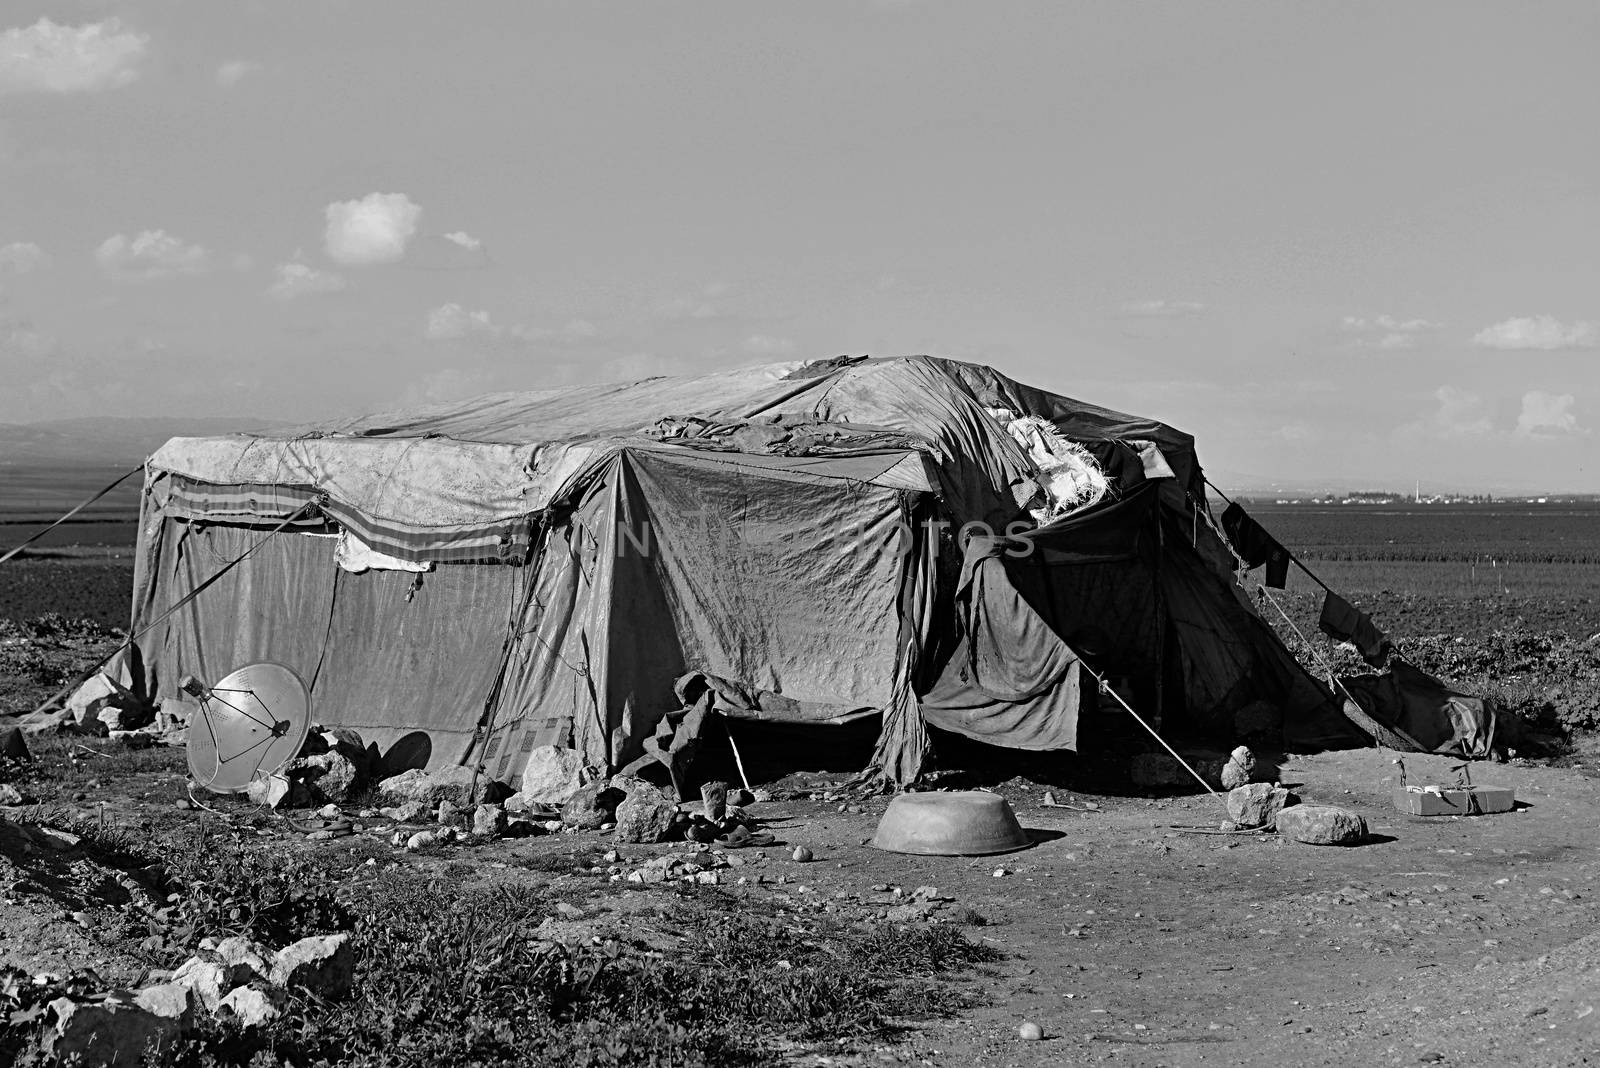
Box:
(401, 367), (498, 406)
(323, 193), (421, 266)
(1117, 299), (1205, 318)
(95, 230), (211, 280)
(443, 231), (481, 251)
(425, 302), (500, 341)
(268, 262), (346, 300)
(742, 334), (796, 356)
(1472, 315), (1597, 351)
(1428, 385), (1493, 438)
(0, 18), (148, 94)
(1341, 314), (1441, 350)
(1515, 390), (1585, 437)
(215, 60), (261, 88)
(0, 241), (44, 273)
(0, 315), (58, 364)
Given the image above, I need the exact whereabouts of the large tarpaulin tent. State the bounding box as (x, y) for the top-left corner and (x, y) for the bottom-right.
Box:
(128, 355), (1365, 786)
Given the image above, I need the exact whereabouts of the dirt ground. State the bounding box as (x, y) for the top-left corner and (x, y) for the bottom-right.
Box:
(5, 737), (1599, 1067)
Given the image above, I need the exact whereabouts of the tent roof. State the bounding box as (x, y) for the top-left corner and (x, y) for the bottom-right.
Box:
(147, 355), (1199, 533)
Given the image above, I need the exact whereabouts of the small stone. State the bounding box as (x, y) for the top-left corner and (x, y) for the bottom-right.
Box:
(377, 766), (480, 807)
(472, 803), (507, 838)
(406, 830), (440, 850)
(379, 800), (429, 823)
(436, 799), (467, 827)
(792, 846), (814, 863)
(1017, 1020), (1044, 1040)
(318, 803), (341, 818)
(558, 780), (624, 829)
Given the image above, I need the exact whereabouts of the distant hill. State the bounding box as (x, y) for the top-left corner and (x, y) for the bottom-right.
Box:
(0, 417), (283, 466)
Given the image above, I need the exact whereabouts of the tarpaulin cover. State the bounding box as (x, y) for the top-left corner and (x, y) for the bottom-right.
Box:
(128, 354), (1362, 785)
(1338, 661), (1497, 759)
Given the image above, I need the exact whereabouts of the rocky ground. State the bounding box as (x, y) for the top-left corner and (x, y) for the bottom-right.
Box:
(3, 731), (1599, 1066)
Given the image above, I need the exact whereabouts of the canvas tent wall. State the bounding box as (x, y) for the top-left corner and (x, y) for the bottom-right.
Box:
(128, 355), (1359, 786)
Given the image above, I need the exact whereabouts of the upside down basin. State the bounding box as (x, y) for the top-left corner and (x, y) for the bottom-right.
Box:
(870, 791), (1032, 856)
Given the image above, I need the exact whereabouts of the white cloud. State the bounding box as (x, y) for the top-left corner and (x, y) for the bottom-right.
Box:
(1118, 299), (1205, 318)
(1515, 390), (1585, 437)
(0, 315), (57, 363)
(323, 192), (421, 266)
(1429, 385), (1493, 438)
(0, 18), (148, 94)
(425, 302), (500, 341)
(1341, 314), (1441, 350)
(0, 241), (44, 273)
(95, 230), (211, 280)
(268, 262), (346, 300)
(215, 60), (261, 88)
(508, 318), (600, 344)
(443, 231), (481, 251)
(742, 334), (796, 356)
(1472, 315), (1597, 351)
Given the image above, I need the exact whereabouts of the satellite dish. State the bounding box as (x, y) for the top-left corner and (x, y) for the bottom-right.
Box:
(184, 663), (312, 793)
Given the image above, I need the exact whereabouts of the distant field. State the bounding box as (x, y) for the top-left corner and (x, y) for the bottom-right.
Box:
(1238, 502), (1600, 564)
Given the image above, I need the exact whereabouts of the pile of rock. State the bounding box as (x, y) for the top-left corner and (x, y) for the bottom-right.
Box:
(1222, 777), (1369, 846)
(37, 932), (354, 1066)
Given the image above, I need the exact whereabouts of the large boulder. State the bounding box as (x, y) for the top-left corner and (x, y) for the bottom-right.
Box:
(1275, 804), (1368, 845)
(560, 780), (625, 829)
(170, 958), (242, 1012)
(518, 746), (589, 804)
(377, 765), (480, 806)
(212, 936), (274, 982)
(1226, 783), (1297, 828)
(270, 933), (356, 1000)
(612, 777), (679, 843)
(44, 983), (195, 1067)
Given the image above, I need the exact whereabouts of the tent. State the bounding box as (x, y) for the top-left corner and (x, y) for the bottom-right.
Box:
(127, 355), (1364, 787)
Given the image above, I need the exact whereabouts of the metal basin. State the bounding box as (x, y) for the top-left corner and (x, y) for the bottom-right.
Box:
(870, 791), (1032, 856)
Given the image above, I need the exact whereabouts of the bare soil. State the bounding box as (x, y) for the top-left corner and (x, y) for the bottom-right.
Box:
(4, 739), (1599, 1066)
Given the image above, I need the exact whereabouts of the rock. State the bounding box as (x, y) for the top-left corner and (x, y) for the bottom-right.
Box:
(216, 984), (281, 1027)
(0, 724), (31, 762)
(379, 800), (429, 822)
(317, 803), (341, 818)
(517, 746), (589, 804)
(244, 773), (293, 809)
(886, 901), (937, 922)
(290, 751), (362, 804)
(212, 936), (274, 981)
(612, 778), (679, 843)
(405, 830), (440, 850)
(1275, 804), (1368, 845)
(100, 704), (154, 733)
(17, 707), (75, 736)
(170, 958), (236, 1012)
(1226, 783), (1297, 828)
(45, 983), (196, 1067)
(155, 697), (195, 734)
(1019, 1021), (1044, 1041)
(270, 933), (355, 1000)
(0, 783), (22, 806)
(559, 780), (624, 829)
(1220, 746), (1256, 790)
(792, 846), (814, 863)
(436, 799), (467, 827)
(472, 803), (507, 838)
(377, 765), (479, 806)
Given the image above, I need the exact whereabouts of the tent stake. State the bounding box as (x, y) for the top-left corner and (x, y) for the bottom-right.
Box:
(724, 717), (752, 792)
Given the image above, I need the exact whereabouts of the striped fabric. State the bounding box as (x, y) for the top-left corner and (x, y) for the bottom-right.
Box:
(163, 475), (535, 564)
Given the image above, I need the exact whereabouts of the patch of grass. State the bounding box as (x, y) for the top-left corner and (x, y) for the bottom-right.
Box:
(155, 875), (999, 1068)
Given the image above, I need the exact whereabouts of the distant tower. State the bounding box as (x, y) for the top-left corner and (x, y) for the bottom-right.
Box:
(1414, 479), (1420, 503)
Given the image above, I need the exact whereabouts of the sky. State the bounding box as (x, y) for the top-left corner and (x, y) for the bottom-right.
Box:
(0, 2), (1596, 492)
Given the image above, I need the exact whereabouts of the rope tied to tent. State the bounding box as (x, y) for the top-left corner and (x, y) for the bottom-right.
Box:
(23, 496), (327, 720)
(1077, 662), (1227, 810)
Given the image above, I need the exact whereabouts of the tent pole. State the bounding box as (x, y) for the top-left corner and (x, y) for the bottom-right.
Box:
(723, 715), (752, 792)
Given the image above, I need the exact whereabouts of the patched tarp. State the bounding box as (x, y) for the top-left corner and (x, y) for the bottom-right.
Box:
(1338, 660), (1497, 759)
